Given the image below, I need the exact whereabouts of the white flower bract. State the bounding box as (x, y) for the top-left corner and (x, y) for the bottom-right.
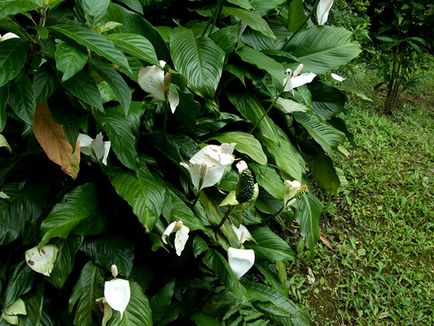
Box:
(283, 64), (316, 92)
(231, 224), (253, 244)
(78, 133), (111, 165)
(162, 221), (190, 256)
(227, 247), (255, 279)
(331, 73), (346, 82)
(138, 60), (180, 113)
(0, 32), (19, 42)
(104, 278), (130, 319)
(317, 0), (334, 25)
(25, 245), (58, 276)
(284, 179), (302, 207)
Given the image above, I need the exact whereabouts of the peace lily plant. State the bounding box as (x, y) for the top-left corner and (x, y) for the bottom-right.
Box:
(78, 133), (111, 166)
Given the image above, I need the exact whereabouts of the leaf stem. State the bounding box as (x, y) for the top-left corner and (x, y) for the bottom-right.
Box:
(217, 205), (234, 230)
(249, 91), (283, 134)
(202, 0), (224, 37)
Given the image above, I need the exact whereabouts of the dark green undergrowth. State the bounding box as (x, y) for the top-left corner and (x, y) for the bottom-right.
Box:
(288, 64), (434, 325)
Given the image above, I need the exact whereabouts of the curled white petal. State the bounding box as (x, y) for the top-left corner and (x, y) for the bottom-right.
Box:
(0, 32), (19, 41)
(174, 224), (190, 256)
(104, 279), (130, 319)
(228, 248), (255, 279)
(284, 179), (302, 206)
(231, 224), (252, 244)
(162, 221), (177, 244)
(138, 65), (165, 101)
(317, 0), (334, 25)
(25, 245), (58, 276)
(78, 133), (93, 148)
(331, 73), (345, 82)
(284, 72), (317, 92)
(102, 141), (111, 166)
(168, 89), (180, 113)
(78, 133), (111, 165)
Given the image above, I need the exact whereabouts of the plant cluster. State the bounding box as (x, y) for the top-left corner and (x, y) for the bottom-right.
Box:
(0, 0), (360, 324)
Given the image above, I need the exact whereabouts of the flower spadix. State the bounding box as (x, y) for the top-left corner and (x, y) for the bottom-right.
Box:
(25, 245), (58, 276)
(104, 265), (130, 319)
(317, 0), (334, 25)
(227, 248), (255, 279)
(78, 133), (111, 165)
(162, 220), (190, 256)
(181, 143), (235, 190)
(283, 64), (316, 92)
(138, 60), (179, 113)
(0, 32), (19, 42)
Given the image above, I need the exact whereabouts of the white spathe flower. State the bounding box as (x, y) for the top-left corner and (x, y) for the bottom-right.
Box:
(138, 60), (180, 113)
(162, 221), (190, 256)
(317, 0), (334, 25)
(231, 224), (253, 244)
(0, 32), (19, 42)
(284, 179), (302, 207)
(104, 278), (130, 319)
(25, 245), (58, 276)
(283, 64), (316, 92)
(180, 143), (236, 190)
(78, 133), (111, 165)
(1, 298), (27, 325)
(228, 247), (255, 279)
(331, 73), (346, 82)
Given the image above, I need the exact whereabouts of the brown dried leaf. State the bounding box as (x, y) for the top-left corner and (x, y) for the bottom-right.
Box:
(33, 102), (80, 179)
(320, 231), (335, 251)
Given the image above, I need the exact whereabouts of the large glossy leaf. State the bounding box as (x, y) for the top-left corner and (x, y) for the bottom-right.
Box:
(221, 7), (275, 39)
(33, 64), (59, 102)
(208, 131), (267, 165)
(49, 236), (83, 289)
(108, 33), (158, 65)
(287, 0), (307, 32)
(170, 27), (225, 99)
(32, 102), (81, 179)
(246, 226), (295, 262)
(0, 38), (28, 87)
(250, 163), (284, 199)
(210, 25), (238, 55)
(312, 152), (340, 194)
(55, 41), (88, 82)
(294, 193), (322, 252)
(80, 0), (110, 21)
(0, 86), (7, 131)
(51, 25), (130, 72)
(243, 281), (310, 326)
(107, 163), (166, 231)
(20, 283), (44, 326)
(150, 280), (177, 324)
(69, 261), (104, 326)
(283, 26), (361, 74)
(8, 73), (35, 125)
(0, 0), (40, 20)
(39, 183), (100, 246)
(202, 249), (247, 299)
(0, 183), (48, 246)
(3, 261), (35, 307)
(107, 282), (152, 325)
(293, 111), (346, 156)
(309, 82), (346, 120)
(63, 71), (103, 110)
(249, 0), (286, 15)
(94, 102), (144, 171)
(237, 46), (285, 81)
(81, 235), (134, 277)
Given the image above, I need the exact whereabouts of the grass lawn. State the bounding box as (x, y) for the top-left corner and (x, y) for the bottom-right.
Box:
(289, 65), (434, 325)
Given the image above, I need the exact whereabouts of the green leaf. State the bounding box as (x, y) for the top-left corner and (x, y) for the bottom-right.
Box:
(162, 189), (205, 231)
(310, 82), (346, 120)
(92, 62), (132, 114)
(227, 0), (252, 10)
(150, 280), (175, 323)
(237, 46), (285, 81)
(249, 0), (286, 15)
(210, 25), (238, 55)
(246, 226), (295, 262)
(203, 249), (247, 299)
(51, 25), (130, 72)
(63, 71), (103, 110)
(118, 0), (143, 14)
(275, 97), (309, 114)
(283, 26), (361, 74)
(170, 27), (225, 98)
(294, 193), (322, 252)
(8, 73), (35, 125)
(243, 281), (310, 325)
(55, 41), (88, 82)
(20, 283), (44, 326)
(108, 33), (158, 65)
(0, 86), (7, 131)
(312, 152), (340, 194)
(49, 236), (83, 289)
(222, 7), (275, 39)
(69, 261), (104, 326)
(107, 282), (152, 325)
(94, 102), (144, 170)
(0, 38), (28, 88)
(39, 183), (100, 246)
(81, 235), (134, 277)
(287, 0), (307, 32)
(80, 0), (110, 21)
(293, 111), (346, 156)
(107, 163), (166, 231)
(250, 163), (284, 199)
(3, 261), (35, 307)
(208, 131), (267, 165)
(0, 134), (11, 152)
(0, 0), (40, 20)
(190, 312), (221, 326)
(33, 63), (59, 102)
(192, 235), (209, 257)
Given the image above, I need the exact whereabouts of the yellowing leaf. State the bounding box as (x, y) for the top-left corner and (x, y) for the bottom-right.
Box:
(32, 102), (80, 179)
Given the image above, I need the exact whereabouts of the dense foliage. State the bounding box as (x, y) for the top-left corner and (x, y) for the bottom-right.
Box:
(0, 0), (360, 324)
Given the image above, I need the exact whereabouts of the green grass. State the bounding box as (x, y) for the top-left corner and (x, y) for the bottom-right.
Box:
(289, 65), (434, 325)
